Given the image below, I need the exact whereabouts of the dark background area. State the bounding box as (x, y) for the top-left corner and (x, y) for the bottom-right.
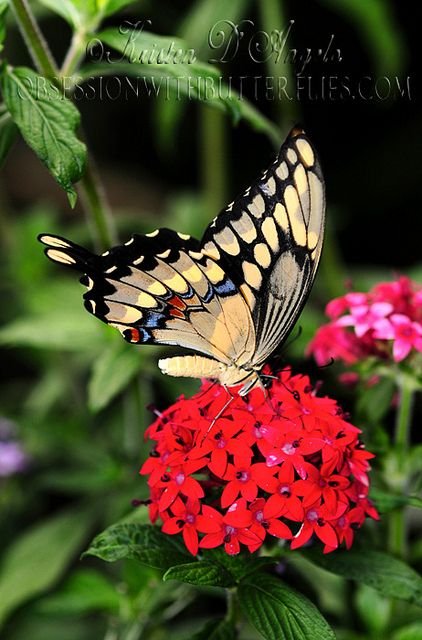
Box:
(2, 1), (420, 268)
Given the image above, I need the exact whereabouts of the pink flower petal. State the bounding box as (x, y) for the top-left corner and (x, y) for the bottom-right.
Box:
(393, 338), (412, 362)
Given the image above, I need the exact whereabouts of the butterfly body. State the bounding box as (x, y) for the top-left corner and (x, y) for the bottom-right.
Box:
(159, 355), (261, 395)
(39, 128), (325, 392)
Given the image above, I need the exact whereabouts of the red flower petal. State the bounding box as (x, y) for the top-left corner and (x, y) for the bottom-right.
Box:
(209, 448), (228, 477)
(183, 526), (199, 555)
(291, 523), (313, 550)
(268, 519), (293, 540)
(159, 485), (179, 511)
(199, 532), (224, 549)
(315, 522), (338, 548)
(162, 518), (182, 534)
(221, 482), (241, 509)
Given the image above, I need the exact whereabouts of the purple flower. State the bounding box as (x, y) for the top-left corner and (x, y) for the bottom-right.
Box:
(0, 441), (28, 477)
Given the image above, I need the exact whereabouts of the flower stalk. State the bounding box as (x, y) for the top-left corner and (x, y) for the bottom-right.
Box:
(395, 376), (414, 468)
(388, 376), (414, 558)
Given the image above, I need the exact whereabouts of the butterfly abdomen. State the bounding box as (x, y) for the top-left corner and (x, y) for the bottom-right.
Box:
(158, 355), (260, 395)
(158, 355), (224, 380)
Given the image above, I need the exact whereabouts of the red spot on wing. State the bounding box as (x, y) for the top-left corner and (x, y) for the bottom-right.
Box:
(130, 328), (140, 342)
(170, 309), (185, 319)
(168, 295), (186, 310)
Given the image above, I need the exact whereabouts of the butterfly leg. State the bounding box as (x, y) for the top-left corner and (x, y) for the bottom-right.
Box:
(203, 386), (236, 438)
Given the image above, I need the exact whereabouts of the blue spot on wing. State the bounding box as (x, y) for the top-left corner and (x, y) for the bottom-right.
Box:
(214, 278), (237, 296)
(202, 284), (214, 304)
(139, 328), (152, 342)
(143, 312), (166, 328)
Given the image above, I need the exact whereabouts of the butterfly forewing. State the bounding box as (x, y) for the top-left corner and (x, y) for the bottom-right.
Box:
(200, 129), (325, 366)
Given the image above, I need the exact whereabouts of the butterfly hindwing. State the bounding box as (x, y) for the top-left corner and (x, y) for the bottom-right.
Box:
(38, 230), (256, 366)
(200, 128), (325, 366)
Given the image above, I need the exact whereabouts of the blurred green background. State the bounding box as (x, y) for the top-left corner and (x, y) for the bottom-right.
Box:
(0, 0), (420, 638)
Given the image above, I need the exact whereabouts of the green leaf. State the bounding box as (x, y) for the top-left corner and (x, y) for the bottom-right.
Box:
(0, 103), (18, 166)
(192, 618), (237, 640)
(38, 0), (134, 28)
(204, 548), (276, 582)
(92, 27), (280, 145)
(320, 0), (405, 77)
(238, 573), (336, 640)
(36, 569), (120, 615)
(0, 0), (8, 51)
(0, 508), (94, 628)
(356, 376), (395, 424)
(409, 445), (422, 476)
(164, 550), (276, 587)
(178, 0), (251, 56)
(1, 66), (86, 205)
(100, 0), (135, 18)
(306, 550), (422, 606)
(0, 303), (105, 351)
(370, 488), (422, 513)
(392, 623), (422, 640)
(37, 0), (97, 29)
(164, 561), (234, 588)
(354, 584), (390, 636)
(84, 523), (191, 570)
(88, 339), (145, 412)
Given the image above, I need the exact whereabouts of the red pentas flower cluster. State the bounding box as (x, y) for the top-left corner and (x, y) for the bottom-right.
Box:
(307, 277), (422, 366)
(140, 370), (379, 556)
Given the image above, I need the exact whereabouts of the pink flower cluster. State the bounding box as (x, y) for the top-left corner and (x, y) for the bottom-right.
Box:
(140, 370), (378, 556)
(307, 277), (422, 366)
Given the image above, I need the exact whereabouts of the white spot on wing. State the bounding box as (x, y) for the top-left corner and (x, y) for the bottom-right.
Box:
(287, 148), (297, 164)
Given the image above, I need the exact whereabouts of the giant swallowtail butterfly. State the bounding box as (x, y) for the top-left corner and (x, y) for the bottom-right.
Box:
(39, 128), (325, 395)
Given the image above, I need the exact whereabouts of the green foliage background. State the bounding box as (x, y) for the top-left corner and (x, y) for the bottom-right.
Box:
(0, 1), (420, 639)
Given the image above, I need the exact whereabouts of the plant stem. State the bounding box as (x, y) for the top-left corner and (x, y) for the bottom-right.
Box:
(318, 221), (347, 299)
(9, 0), (58, 78)
(257, 0), (298, 129)
(61, 30), (87, 78)
(200, 105), (227, 220)
(9, 0), (116, 249)
(78, 155), (117, 248)
(388, 377), (414, 558)
(395, 378), (414, 468)
(226, 588), (239, 628)
(120, 620), (145, 640)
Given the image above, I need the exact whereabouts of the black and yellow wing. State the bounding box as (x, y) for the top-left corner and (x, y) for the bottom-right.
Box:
(38, 229), (256, 368)
(39, 127), (325, 380)
(200, 127), (325, 367)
